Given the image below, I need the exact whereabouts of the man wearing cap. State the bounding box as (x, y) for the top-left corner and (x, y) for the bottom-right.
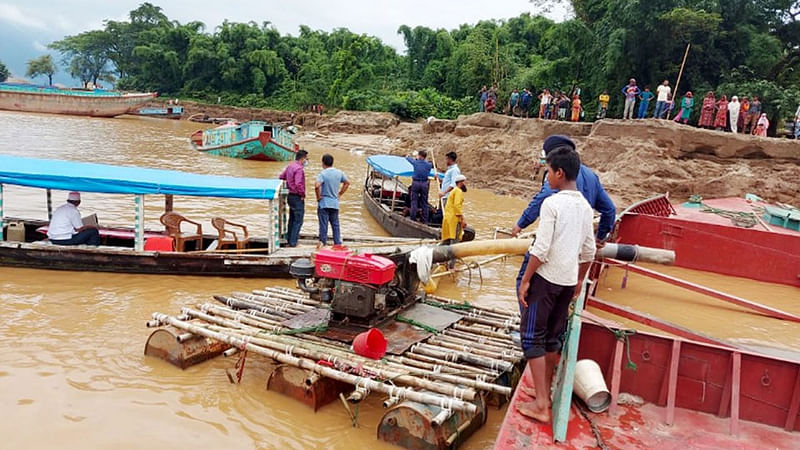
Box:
(406, 150), (433, 223)
(47, 192), (100, 246)
(441, 174), (467, 244)
(437, 151), (460, 209)
(510, 135), (616, 255)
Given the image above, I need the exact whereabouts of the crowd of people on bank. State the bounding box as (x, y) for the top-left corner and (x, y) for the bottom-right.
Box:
(479, 78), (800, 138)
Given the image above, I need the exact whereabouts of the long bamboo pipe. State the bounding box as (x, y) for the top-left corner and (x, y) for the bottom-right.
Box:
(430, 239), (675, 265)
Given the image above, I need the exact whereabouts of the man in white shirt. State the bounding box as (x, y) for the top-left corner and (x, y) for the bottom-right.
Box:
(654, 80), (672, 119)
(516, 147), (596, 424)
(437, 151), (461, 209)
(47, 192), (100, 246)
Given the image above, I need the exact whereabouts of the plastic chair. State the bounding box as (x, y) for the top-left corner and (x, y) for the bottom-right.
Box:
(160, 212), (203, 251)
(211, 217), (250, 250)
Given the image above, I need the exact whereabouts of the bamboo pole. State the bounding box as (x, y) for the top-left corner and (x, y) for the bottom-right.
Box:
(452, 323), (514, 341)
(427, 337), (521, 362)
(214, 295), (297, 321)
(443, 329), (514, 348)
(388, 353), (500, 378)
(152, 313), (478, 413)
(434, 333), (523, 356)
(429, 148), (444, 212)
(411, 343), (514, 372)
(672, 43), (691, 114)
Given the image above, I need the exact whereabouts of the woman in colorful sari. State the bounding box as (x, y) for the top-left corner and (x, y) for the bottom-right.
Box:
(673, 92), (694, 124)
(714, 95), (728, 131)
(754, 113), (769, 137)
(728, 96), (740, 133)
(698, 91), (716, 128)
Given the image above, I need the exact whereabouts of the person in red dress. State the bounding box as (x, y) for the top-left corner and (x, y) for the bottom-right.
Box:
(714, 95), (728, 131)
(698, 91), (716, 128)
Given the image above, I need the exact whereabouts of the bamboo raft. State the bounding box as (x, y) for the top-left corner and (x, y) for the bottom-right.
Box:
(145, 286), (524, 449)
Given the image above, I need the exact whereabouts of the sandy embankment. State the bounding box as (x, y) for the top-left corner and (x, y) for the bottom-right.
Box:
(173, 100), (800, 207)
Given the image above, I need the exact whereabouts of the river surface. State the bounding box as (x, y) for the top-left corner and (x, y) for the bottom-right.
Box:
(0, 111), (798, 449)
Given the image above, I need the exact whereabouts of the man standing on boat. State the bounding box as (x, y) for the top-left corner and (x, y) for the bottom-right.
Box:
(315, 154), (350, 247)
(279, 149), (308, 247)
(47, 192), (100, 246)
(437, 151), (460, 209)
(406, 150), (433, 223)
(441, 175), (467, 244)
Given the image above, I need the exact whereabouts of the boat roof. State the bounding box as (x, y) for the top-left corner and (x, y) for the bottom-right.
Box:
(366, 155), (438, 178)
(0, 155), (283, 199)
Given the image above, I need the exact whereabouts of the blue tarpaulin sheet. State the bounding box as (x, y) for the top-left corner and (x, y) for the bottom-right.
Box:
(366, 155), (439, 178)
(0, 155), (282, 199)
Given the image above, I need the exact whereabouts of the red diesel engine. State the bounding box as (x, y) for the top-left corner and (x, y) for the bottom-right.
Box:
(289, 248), (419, 325)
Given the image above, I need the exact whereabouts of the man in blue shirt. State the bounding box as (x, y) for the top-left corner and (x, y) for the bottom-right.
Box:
(406, 150), (433, 223)
(315, 153), (350, 246)
(437, 151), (460, 209)
(510, 135), (616, 287)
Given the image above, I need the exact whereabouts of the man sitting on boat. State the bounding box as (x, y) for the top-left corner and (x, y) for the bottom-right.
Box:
(441, 174), (467, 244)
(47, 192), (100, 246)
(406, 150), (433, 223)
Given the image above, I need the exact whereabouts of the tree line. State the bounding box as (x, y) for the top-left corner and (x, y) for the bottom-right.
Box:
(4, 1), (800, 121)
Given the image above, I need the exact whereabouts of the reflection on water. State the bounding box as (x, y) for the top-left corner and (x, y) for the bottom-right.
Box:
(0, 111), (525, 448)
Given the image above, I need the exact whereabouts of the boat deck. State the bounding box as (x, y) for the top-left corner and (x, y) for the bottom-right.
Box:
(673, 197), (800, 237)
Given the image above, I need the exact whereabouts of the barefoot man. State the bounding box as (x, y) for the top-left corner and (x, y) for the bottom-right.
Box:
(515, 146), (597, 422)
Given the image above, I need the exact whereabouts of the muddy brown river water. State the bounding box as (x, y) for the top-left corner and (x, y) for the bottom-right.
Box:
(0, 111), (797, 449)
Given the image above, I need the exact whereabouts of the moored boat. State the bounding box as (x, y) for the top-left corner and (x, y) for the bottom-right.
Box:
(0, 155), (421, 277)
(363, 154), (475, 241)
(0, 82), (156, 117)
(133, 105), (183, 119)
(190, 120), (299, 161)
(495, 193), (800, 447)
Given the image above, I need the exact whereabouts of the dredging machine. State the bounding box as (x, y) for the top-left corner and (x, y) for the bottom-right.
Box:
(144, 239), (674, 449)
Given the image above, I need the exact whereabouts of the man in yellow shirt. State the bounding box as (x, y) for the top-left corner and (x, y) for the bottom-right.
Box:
(441, 174), (467, 244)
(597, 90), (610, 119)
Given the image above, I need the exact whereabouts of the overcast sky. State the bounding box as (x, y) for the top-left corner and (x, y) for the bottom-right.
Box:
(0, 0), (569, 82)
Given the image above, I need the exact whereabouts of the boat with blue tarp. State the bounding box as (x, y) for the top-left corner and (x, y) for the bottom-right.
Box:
(190, 120), (299, 161)
(0, 82), (157, 117)
(0, 155), (418, 277)
(364, 155), (474, 241)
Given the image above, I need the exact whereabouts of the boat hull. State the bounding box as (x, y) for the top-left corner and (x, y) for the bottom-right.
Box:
(363, 185), (440, 240)
(0, 90), (157, 117)
(194, 133), (297, 161)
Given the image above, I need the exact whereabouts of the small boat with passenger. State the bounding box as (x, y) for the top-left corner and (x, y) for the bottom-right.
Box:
(363, 154), (474, 241)
(190, 120), (299, 161)
(0, 155), (420, 277)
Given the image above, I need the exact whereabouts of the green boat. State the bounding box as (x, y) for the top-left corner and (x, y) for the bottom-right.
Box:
(190, 120), (299, 161)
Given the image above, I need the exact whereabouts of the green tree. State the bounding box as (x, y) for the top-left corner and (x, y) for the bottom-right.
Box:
(0, 60), (9, 82)
(50, 30), (114, 88)
(25, 55), (57, 85)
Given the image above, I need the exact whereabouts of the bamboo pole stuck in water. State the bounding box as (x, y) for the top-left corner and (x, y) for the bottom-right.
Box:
(154, 313), (479, 413)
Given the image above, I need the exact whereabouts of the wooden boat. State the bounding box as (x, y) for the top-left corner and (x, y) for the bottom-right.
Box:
(364, 155), (475, 241)
(0, 155), (420, 277)
(0, 82), (156, 117)
(133, 105), (183, 119)
(495, 194), (800, 447)
(190, 120), (298, 161)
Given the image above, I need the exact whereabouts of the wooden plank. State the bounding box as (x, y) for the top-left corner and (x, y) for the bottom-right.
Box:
(608, 338), (624, 417)
(552, 279), (591, 442)
(612, 261), (800, 323)
(785, 367), (800, 431)
(717, 353), (733, 417)
(666, 340), (682, 425)
(730, 352), (741, 436)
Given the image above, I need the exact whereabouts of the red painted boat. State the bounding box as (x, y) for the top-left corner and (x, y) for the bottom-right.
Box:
(614, 194), (800, 286)
(494, 194), (800, 448)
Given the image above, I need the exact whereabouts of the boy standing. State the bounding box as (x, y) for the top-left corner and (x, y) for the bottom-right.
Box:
(516, 147), (596, 423)
(315, 154), (350, 247)
(654, 80), (671, 118)
(597, 91), (610, 119)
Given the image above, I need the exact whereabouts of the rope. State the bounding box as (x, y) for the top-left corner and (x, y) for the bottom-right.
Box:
(423, 300), (473, 311)
(396, 315), (440, 334)
(691, 196), (757, 228)
(574, 311), (638, 371)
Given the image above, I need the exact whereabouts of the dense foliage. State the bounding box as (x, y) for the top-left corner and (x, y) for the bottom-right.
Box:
(25, 55), (57, 86)
(47, 2), (800, 120)
(0, 60), (8, 82)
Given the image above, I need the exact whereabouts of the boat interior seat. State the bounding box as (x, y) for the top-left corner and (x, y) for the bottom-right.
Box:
(211, 217), (250, 250)
(160, 212), (204, 252)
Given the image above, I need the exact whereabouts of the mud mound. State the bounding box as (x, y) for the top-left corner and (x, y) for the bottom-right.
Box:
(590, 119), (800, 160)
(176, 101), (295, 123)
(314, 111), (400, 134)
(424, 113), (593, 138)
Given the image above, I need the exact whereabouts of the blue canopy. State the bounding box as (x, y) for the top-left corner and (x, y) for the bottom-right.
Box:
(366, 155), (439, 178)
(0, 155), (283, 199)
